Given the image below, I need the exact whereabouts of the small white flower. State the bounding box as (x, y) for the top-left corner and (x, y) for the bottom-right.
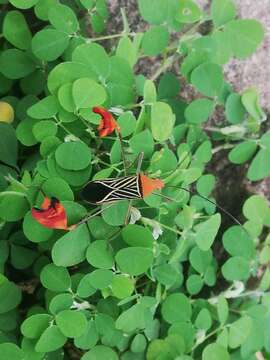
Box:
(129, 207), (142, 224)
(109, 107), (124, 116)
(71, 301), (91, 310)
(152, 222), (163, 240)
(64, 134), (79, 142)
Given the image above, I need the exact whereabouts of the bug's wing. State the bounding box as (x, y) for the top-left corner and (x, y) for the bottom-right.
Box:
(81, 176), (142, 204)
(81, 181), (113, 204)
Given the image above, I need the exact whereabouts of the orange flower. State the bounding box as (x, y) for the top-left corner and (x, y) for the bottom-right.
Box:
(31, 197), (75, 231)
(93, 106), (120, 137)
(140, 174), (165, 197)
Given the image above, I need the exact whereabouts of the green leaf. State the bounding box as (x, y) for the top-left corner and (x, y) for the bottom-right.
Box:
(142, 26), (169, 56)
(116, 37), (137, 68)
(248, 148), (270, 181)
(117, 112), (136, 137)
(58, 83), (76, 112)
(80, 0), (95, 9)
(52, 224), (90, 267)
(161, 293), (192, 324)
(129, 130), (154, 158)
(56, 310), (87, 338)
(122, 224), (154, 248)
(144, 80), (157, 104)
(82, 345), (118, 360)
(42, 177), (74, 201)
(40, 263), (71, 292)
(111, 275), (134, 299)
(153, 264), (178, 287)
(175, 0), (202, 23)
(225, 93), (246, 124)
(158, 72), (180, 100)
(184, 98), (214, 124)
(102, 201), (129, 226)
(49, 293), (73, 315)
(77, 275), (96, 298)
(138, 0), (168, 25)
(242, 88), (266, 122)
(131, 334), (147, 353)
(186, 274), (203, 295)
(115, 247), (153, 276)
(87, 269), (113, 290)
(107, 56), (135, 106)
(147, 339), (174, 360)
(202, 343), (230, 360)
(0, 343), (24, 360)
(72, 78), (107, 109)
(195, 308), (212, 331)
(229, 141), (257, 164)
(196, 174), (215, 197)
(243, 195), (270, 225)
(222, 225), (255, 259)
(195, 214), (221, 251)
(23, 211), (53, 243)
(35, 325), (67, 352)
(86, 240), (114, 269)
(48, 4), (79, 34)
(0, 280), (21, 313)
(72, 43), (110, 80)
(74, 320), (98, 350)
(27, 95), (58, 119)
(55, 141), (91, 170)
(0, 49), (35, 79)
(0, 193), (28, 221)
(21, 314), (52, 339)
(228, 316), (252, 348)
(225, 19), (264, 59)
(151, 102), (175, 142)
(191, 63), (224, 97)
(32, 29), (69, 61)
(0, 123), (17, 166)
(34, 0), (58, 20)
(16, 117), (37, 146)
(33, 120), (57, 142)
(9, 0), (38, 8)
(10, 244), (36, 270)
(189, 246), (212, 274)
(222, 256), (250, 281)
(3, 10), (32, 50)
(115, 303), (147, 333)
(217, 296), (229, 325)
(47, 61), (96, 94)
(211, 0), (236, 27)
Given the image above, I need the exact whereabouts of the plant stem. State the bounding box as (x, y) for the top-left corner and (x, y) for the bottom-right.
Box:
(212, 143), (235, 154)
(87, 32), (136, 42)
(0, 191), (27, 198)
(150, 54), (177, 81)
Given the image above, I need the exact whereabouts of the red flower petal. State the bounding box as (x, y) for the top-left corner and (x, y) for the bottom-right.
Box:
(31, 197), (71, 230)
(93, 106), (120, 137)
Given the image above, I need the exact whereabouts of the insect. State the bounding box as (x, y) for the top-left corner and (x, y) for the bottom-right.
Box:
(81, 173), (164, 205)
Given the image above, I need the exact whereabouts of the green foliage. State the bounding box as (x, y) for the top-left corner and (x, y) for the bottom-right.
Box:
(0, 1), (268, 359)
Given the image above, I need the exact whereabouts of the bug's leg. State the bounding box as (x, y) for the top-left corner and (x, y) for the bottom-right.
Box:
(77, 203), (115, 226)
(116, 130), (128, 176)
(136, 151), (144, 174)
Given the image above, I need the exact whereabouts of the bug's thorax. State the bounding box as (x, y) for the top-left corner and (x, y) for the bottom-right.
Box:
(139, 173), (165, 197)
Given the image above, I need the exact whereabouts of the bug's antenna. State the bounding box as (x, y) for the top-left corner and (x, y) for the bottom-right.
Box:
(154, 185), (243, 228)
(116, 130), (128, 176)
